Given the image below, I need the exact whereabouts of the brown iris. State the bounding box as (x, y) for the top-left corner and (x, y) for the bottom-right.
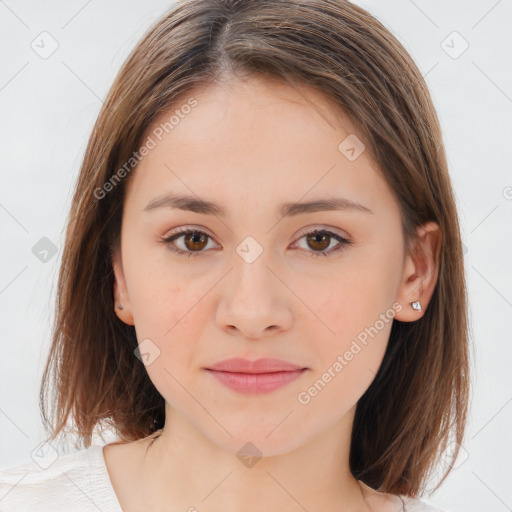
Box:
(183, 231), (209, 251)
(306, 231), (330, 252)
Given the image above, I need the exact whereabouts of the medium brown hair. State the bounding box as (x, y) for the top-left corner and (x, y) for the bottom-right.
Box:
(40, 0), (470, 497)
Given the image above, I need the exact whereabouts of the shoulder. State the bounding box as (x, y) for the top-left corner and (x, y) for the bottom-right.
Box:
(402, 495), (453, 512)
(359, 481), (451, 512)
(0, 443), (122, 512)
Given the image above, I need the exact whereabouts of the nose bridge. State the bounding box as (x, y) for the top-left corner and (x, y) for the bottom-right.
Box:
(216, 239), (293, 338)
(230, 238), (277, 303)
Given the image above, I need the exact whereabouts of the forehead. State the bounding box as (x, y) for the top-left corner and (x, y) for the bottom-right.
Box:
(125, 76), (394, 217)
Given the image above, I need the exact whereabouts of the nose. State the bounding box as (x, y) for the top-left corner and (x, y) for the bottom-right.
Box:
(215, 254), (294, 340)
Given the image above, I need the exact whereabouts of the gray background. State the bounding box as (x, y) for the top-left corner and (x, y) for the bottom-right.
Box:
(0, 1), (511, 511)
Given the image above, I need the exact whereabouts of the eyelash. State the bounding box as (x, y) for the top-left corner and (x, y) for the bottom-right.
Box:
(159, 227), (352, 259)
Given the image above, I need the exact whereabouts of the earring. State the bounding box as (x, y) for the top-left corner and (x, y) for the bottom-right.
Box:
(117, 304), (124, 310)
(410, 301), (422, 311)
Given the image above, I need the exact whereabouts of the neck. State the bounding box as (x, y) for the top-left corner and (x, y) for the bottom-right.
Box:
(137, 402), (376, 512)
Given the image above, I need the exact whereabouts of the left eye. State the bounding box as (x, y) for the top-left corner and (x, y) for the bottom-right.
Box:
(293, 229), (352, 258)
(160, 228), (352, 259)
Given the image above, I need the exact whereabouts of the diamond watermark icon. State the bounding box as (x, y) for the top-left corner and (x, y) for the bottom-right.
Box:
(440, 441), (469, 470)
(32, 237), (58, 263)
(236, 236), (263, 264)
(441, 31), (469, 60)
(134, 338), (161, 366)
(31, 31), (59, 59)
(338, 134), (365, 161)
(237, 441), (263, 468)
(30, 441), (59, 469)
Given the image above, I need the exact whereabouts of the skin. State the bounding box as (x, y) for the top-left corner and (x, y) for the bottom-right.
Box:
(108, 75), (440, 512)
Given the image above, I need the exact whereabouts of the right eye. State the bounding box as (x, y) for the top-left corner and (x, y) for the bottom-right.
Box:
(160, 228), (218, 258)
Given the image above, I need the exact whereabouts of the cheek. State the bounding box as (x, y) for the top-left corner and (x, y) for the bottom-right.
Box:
(296, 252), (400, 346)
(131, 279), (207, 357)
(296, 305), (394, 418)
(130, 284), (209, 410)
(294, 247), (400, 396)
(124, 240), (200, 332)
(123, 245), (210, 374)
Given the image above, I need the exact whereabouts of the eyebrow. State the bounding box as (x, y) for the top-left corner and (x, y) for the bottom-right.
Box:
(143, 193), (374, 217)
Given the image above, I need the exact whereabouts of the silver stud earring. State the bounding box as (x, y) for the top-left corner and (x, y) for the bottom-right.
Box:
(117, 304), (124, 310)
(410, 301), (422, 311)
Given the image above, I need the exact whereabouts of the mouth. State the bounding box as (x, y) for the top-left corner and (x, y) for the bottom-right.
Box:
(206, 357), (308, 374)
(204, 359), (308, 394)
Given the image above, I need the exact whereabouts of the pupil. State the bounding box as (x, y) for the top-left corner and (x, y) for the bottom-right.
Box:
(187, 231), (206, 250)
(308, 232), (329, 251)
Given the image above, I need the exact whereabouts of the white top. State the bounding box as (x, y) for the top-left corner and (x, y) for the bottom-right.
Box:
(0, 443), (450, 511)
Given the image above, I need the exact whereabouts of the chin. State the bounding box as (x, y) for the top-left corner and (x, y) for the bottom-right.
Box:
(207, 425), (307, 460)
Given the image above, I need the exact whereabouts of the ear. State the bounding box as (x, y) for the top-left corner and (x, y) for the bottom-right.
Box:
(394, 221), (441, 322)
(111, 245), (135, 326)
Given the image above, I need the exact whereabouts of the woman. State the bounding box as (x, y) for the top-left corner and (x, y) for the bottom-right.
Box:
(0, 0), (469, 510)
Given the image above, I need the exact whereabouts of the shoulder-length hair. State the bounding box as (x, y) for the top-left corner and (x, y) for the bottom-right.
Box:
(40, 0), (470, 497)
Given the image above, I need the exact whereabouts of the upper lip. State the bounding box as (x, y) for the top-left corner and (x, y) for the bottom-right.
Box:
(206, 358), (306, 373)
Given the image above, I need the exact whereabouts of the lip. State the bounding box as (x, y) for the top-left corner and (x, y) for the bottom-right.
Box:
(205, 358), (308, 394)
(206, 357), (307, 373)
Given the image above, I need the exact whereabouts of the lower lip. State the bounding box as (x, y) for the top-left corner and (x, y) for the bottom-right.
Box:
(206, 369), (307, 394)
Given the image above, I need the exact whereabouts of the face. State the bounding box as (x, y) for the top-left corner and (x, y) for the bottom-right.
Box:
(112, 75), (426, 456)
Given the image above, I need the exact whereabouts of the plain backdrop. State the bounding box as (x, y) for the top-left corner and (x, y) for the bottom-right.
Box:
(0, 1), (511, 511)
